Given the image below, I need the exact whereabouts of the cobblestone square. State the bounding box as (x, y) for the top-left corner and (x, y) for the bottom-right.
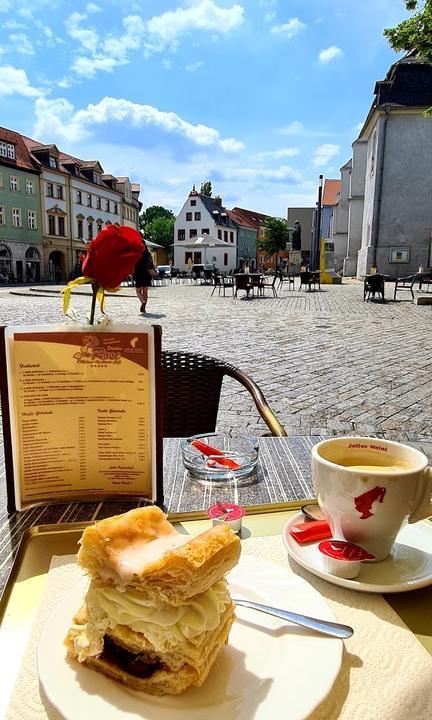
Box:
(1, 279), (431, 459)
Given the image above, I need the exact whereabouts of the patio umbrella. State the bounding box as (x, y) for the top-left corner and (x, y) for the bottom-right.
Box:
(182, 234), (229, 264)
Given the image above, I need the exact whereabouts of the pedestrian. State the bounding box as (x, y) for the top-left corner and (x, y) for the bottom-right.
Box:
(134, 241), (156, 314)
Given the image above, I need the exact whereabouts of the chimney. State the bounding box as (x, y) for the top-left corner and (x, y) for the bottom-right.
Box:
(189, 184), (197, 196)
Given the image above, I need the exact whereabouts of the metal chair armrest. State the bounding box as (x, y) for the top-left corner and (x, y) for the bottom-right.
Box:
(226, 366), (287, 437)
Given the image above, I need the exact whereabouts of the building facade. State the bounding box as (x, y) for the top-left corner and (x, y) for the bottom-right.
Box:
(329, 160), (351, 272)
(174, 187), (237, 271)
(333, 54), (432, 277)
(227, 209), (257, 269)
(0, 128), (43, 281)
(321, 180), (341, 240)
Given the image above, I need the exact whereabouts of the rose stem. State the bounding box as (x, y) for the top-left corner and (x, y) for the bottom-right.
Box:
(89, 282), (98, 325)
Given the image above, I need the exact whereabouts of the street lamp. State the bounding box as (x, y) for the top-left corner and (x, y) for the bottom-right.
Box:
(312, 175), (323, 270)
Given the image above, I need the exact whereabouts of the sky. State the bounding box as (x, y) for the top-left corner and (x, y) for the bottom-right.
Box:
(0, 0), (410, 216)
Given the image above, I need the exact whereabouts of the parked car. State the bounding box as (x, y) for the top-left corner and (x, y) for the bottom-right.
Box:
(156, 265), (172, 278)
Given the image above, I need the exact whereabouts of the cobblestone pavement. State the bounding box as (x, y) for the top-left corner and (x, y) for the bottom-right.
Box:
(1, 280), (432, 455)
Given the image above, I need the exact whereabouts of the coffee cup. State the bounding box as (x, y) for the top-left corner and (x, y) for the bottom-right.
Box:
(312, 437), (432, 562)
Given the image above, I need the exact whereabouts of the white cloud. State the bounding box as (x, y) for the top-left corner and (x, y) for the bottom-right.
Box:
(270, 18), (306, 39)
(318, 46), (343, 63)
(145, 1), (244, 52)
(279, 121), (335, 138)
(215, 164), (302, 183)
(185, 61), (203, 72)
(0, 0), (11, 10)
(8, 33), (35, 55)
(162, 59), (172, 70)
(0, 65), (42, 97)
(313, 144), (340, 167)
(66, 11), (99, 53)
(264, 12), (275, 22)
(33, 96), (244, 153)
(86, 2), (101, 13)
(257, 147), (300, 159)
(4, 19), (25, 29)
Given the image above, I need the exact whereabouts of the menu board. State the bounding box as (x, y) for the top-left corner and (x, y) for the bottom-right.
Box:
(0, 325), (163, 512)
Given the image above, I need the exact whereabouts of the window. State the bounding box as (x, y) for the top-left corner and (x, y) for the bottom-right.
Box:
(97, 222), (103, 234)
(0, 206), (4, 225)
(10, 176), (19, 192)
(224, 253), (228, 266)
(78, 218), (83, 239)
(12, 208), (22, 227)
(201, 228), (209, 235)
(194, 212), (201, 221)
(185, 252), (193, 263)
(223, 230), (228, 242)
(105, 199), (110, 211)
(76, 191), (82, 204)
(48, 214), (56, 235)
(190, 199), (196, 206)
(229, 231), (234, 243)
(25, 179), (34, 194)
(186, 212), (192, 221)
(49, 156), (57, 169)
(28, 210), (37, 229)
(87, 194), (92, 207)
(189, 228), (197, 238)
(56, 184), (63, 199)
(178, 229), (185, 241)
(0, 142), (15, 159)
(88, 220), (93, 241)
(113, 202), (118, 214)
(370, 131), (377, 175)
(217, 229), (222, 239)
(58, 216), (65, 236)
(96, 197), (101, 210)
(94, 173), (101, 184)
(0, 172), (3, 189)
(47, 182), (54, 197)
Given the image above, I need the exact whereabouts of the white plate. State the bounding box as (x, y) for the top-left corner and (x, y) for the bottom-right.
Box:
(38, 555), (342, 720)
(283, 513), (432, 593)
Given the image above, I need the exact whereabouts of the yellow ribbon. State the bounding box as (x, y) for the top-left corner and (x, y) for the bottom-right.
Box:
(60, 276), (121, 317)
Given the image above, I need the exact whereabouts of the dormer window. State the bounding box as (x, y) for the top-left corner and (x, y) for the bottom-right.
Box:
(94, 173), (101, 184)
(49, 156), (57, 169)
(0, 142), (15, 159)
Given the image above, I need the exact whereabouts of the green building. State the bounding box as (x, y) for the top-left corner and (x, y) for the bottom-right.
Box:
(0, 128), (43, 282)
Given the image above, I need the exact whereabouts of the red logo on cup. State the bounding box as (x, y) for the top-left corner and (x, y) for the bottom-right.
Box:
(354, 486), (386, 519)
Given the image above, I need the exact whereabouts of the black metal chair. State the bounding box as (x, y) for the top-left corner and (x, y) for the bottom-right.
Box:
(234, 274), (253, 299)
(299, 270), (314, 291)
(277, 271), (295, 290)
(162, 350), (287, 437)
(364, 274), (385, 302)
(211, 275), (223, 297)
(393, 275), (417, 301)
(258, 273), (278, 298)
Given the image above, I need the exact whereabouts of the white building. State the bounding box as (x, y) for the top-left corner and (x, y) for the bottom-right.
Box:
(174, 187), (237, 271)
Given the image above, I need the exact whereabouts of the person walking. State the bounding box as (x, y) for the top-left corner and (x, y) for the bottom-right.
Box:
(134, 241), (156, 314)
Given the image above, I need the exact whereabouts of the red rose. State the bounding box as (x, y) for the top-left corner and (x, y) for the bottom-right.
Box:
(82, 225), (144, 288)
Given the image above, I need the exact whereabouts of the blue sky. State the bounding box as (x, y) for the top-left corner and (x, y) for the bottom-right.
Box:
(0, 0), (409, 216)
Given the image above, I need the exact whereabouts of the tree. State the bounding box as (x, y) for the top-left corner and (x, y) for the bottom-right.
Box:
(200, 180), (212, 196)
(145, 216), (175, 252)
(384, 2), (432, 62)
(259, 217), (289, 263)
(139, 205), (175, 232)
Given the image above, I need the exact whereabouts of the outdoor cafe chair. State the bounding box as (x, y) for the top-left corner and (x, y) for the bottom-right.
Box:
(363, 273), (385, 302)
(393, 274), (417, 301)
(299, 270), (314, 291)
(258, 272), (278, 298)
(162, 350), (287, 437)
(277, 271), (295, 291)
(234, 273), (253, 299)
(211, 275), (233, 297)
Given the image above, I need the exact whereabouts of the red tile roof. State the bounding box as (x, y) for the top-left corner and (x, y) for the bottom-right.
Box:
(227, 209), (257, 229)
(231, 207), (270, 228)
(322, 179), (341, 207)
(0, 127), (40, 173)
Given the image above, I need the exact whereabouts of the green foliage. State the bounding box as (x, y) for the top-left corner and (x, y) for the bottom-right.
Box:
(145, 216), (175, 250)
(200, 180), (212, 196)
(139, 205), (175, 232)
(259, 217), (289, 257)
(384, 1), (432, 63)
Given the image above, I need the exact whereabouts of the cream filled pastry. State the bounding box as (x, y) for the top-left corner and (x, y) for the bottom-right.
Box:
(65, 506), (241, 695)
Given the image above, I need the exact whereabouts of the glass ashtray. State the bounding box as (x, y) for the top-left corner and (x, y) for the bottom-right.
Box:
(180, 433), (259, 485)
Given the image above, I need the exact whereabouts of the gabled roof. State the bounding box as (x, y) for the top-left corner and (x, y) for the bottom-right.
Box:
(227, 209), (257, 230)
(231, 207), (270, 228)
(322, 180), (341, 207)
(0, 127), (40, 173)
(198, 194), (237, 228)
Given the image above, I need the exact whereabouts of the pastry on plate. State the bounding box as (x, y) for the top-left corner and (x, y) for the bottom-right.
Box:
(65, 506), (241, 695)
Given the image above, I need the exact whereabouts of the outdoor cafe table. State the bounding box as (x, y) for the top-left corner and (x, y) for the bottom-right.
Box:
(1, 436), (432, 718)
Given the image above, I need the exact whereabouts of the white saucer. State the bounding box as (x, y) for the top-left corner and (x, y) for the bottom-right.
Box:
(283, 513), (432, 593)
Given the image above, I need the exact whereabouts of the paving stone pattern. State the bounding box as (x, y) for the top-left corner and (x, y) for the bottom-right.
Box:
(1, 280), (432, 457)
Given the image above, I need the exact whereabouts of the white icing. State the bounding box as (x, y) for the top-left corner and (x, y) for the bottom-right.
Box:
(110, 533), (191, 580)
